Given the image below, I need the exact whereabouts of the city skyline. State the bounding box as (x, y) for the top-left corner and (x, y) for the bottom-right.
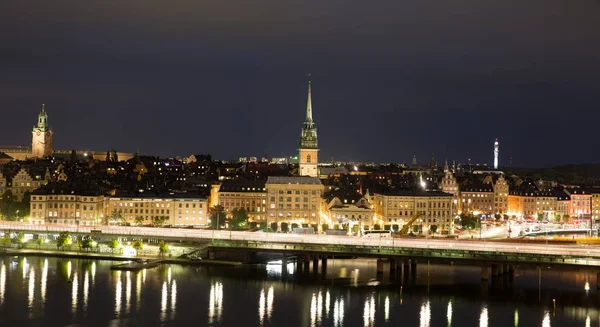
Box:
(1, 1), (599, 167)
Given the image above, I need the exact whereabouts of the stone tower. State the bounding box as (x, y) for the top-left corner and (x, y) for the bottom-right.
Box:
(32, 104), (53, 158)
(298, 75), (319, 177)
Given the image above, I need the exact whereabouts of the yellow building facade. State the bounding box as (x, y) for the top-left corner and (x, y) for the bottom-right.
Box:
(106, 194), (208, 226)
(265, 176), (324, 226)
(217, 180), (267, 222)
(30, 189), (104, 226)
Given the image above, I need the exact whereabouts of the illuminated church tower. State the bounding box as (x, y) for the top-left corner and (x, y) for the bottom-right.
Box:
(298, 75), (319, 177)
(493, 138), (499, 170)
(32, 104), (53, 158)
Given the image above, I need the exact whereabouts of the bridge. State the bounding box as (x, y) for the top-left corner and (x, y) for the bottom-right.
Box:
(521, 228), (593, 237)
(2, 222), (600, 282)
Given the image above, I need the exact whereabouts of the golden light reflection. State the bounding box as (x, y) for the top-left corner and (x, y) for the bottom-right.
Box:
(363, 294), (375, 327)
(28, 267), (35, 309)
(136, 271), (142, 311)
(333, 298), (344, 327)
(142, 268), (147, 283)
(585, 315), (590, 327)
(0, 263), (6, 304)
(161, 281), (167, 321)
(258, 288), (266, 325)
(419, 300), (431, 327)
(171, 279), (177, 315)
(23, 257), (28, 279)
(266, 286), (274, 320)
(71, 271), (78, 314)
(310, 293), (317, 327)
(41, 259), (47, 303)
(385, 296), (390, 321)
(325, 291), (331, 317)
(447, 300), (452, 327)
(514, 309), (519, 327)
(479, 306), (488, 327)
(542, 310), (551, 327)
(125, 271), (132, 314)
(115, 271), (122, 316)
(91, 262), (96, 285)
(67, 261), (71, 280)
(208, 281), (223, 324)
(167, 267), (172, 283)
(83, 271), (89, 311)
(317, 291), (323, 322)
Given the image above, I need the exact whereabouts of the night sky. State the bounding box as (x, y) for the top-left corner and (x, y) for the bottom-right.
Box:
(1, 1), (599, 167)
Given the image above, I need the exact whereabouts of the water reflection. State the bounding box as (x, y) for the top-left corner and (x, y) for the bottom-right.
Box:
(384, 296), (390, 321)
(83, 271), (89, 311)
(325, 291), (331, 317)
(41, 259), (48, 303)
(125, 271), (132, 313)
(0, 262), (5, 304)
(447, 300), (452, 327)
(479, 306), (488, 327)
(91, 261), (96, 284)
(161, 281), (167, 321)
(208, 281), (223, 324)
(171, 280), (177, 315)
(585, 315), (590, 327)
(259, 288), (266, 325)
(72, 271), (78, 315)
(266, 286), (273, 320)
(333, 297), (344, 327)
(28, 267), (35, 309)
(115, 271), (122, 316)
(514, 310), (518, 327)
(363, 294), (375, 327)
(136, 271), (142, 311)
(420, 300), (431, 327)
(542, 310), (551, 327)
(23, 257), (28, 279)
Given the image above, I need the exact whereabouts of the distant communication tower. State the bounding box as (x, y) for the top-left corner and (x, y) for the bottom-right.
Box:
(493, 138), (499, 169)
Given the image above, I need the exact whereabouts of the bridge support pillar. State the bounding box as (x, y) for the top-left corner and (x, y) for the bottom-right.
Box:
(491, 264), (499, 278)
(303, 256), (310, 274)
(503, 264), (509, 275)
(282, 255), (288, 267)
(481, 266), (490, 281)
(312, 256), (319, 274)
(321, 257), (327, 272)
(410, 260), (417, 276)
(376, 259), (391, 282)
(498, 264), (504, 275)
(597, 272), (600, 290)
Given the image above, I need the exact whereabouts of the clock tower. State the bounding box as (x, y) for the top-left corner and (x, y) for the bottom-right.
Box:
(298, 75), (319, 177)
(31, 104), (53, 158)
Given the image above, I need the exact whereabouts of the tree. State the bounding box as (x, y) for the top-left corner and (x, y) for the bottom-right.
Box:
(281, 222), (289, 233)
(57, 232), (72, 249)
(210, 205), (226, 229)
(70, 149), (78, 163)
(460, 213), (478, 230)
(158, 240), (169, 256)
(554, 214), (561, 223)
(81, 238), (95, 251)
(322, 224), (329, 232)
(537, 213), (544, 222)
(15, 232), (25, 247)
(430, 225), (438, 236)
(494, 214), (501, 221)
(563, 215), (571, 224)
(132, 240), (143, 256)
(134, 216), (144, 226)
(374, 224), (381, 230)
(109, 209), (124, 225)
(3, 233), (11, 247)
(270, 222), (278, 232)
(412, 225), (420, 234)
(151, 216), (168, 227)
(36, 237), (44, 249)
(105, 151), (110, 162)
(259, 222), (267, 231)
(108, 239), (120, 253)
(229, 208), (249, 229)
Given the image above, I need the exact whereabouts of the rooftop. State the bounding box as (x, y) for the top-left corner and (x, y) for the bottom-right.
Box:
(266, 176), (322, 185)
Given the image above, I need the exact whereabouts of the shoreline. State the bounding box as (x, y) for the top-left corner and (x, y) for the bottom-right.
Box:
(0, 248), (242, 267)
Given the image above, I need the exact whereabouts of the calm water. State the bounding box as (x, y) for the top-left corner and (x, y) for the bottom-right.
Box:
(0, 255), (598, 327)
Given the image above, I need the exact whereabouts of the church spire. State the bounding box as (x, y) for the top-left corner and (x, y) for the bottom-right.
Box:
(305, 74), (313, 122)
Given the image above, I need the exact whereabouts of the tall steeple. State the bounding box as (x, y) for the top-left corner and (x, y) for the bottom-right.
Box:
(298, 74), (319, 177)
(306, 74), (313, 121)
(37, 104), (49, 131)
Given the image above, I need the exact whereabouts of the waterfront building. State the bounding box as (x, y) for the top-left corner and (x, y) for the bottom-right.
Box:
(217, 180), (267, 222)
(30, 182), (104, 226)
(460, 184), (494, 216)
(373, 190), (454, 234)
(534, 191), (558, 220)
(555, 190), (572, 219)
(326, 193), (374, 230)
(565, 188), (592, 218)
(265, 176), (324, 227)
(592, 190), (600, 221)
(106, 193), (208, 226)
(298, 75), (319, 177)
(493, 175), (509, 215)
(507, 191), (536, 219)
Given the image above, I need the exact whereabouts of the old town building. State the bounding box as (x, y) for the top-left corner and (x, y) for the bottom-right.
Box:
(217, 180), (267, 222)
(30, 182), (104, 226)
(265, 176), (324, 226)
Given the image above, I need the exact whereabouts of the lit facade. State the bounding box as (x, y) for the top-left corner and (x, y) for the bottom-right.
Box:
(265, 176), (324, 226)
(373, 190), (454, 234)
(10, 167), (50, 201)
(565, 189), (592, 217)
(493, 175), (509, 215)
(106, 194), (208, 226)
(30, 188), (104, 226)
(31, 104), (53, 158)
(592, 192), (600, 221)
(460, 186), (494, 216)
(327, 196), (374, 229)
(507, 191), (536, 219)
(217, 180), (267, 222)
